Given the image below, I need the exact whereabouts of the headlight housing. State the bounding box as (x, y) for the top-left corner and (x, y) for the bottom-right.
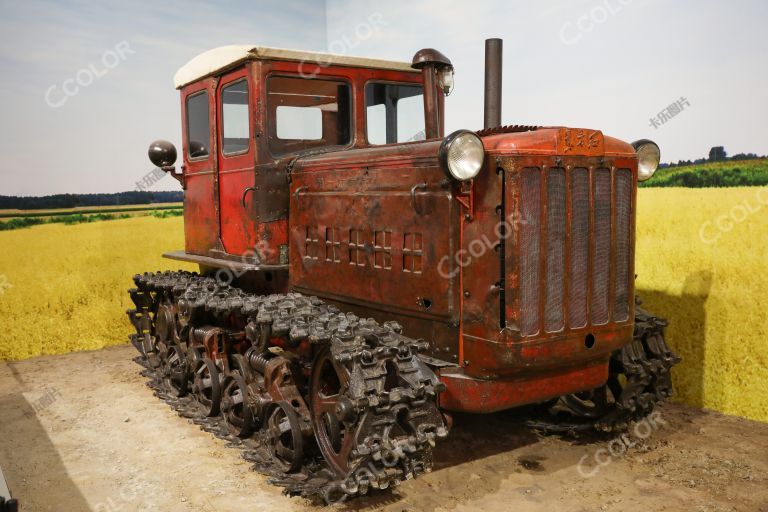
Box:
(632, 139), (661, 182)
(439, 130), (485, 181)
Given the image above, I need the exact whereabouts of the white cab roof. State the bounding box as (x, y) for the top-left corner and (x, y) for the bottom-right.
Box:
(173, 45), (418, 89)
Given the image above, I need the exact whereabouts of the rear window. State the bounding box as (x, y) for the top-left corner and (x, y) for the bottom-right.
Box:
(267, 76), (351, 156)
(365, 83), (424, 145)
(186, 91), (210, 159)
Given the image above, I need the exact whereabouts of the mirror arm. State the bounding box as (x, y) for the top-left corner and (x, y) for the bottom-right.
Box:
(161, 165), (185, 186)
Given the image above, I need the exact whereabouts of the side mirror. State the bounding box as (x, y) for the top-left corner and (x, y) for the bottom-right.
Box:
(148, 140), (177, 168)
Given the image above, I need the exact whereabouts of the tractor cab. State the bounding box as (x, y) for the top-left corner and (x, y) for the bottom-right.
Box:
(149, 45), (452, 274)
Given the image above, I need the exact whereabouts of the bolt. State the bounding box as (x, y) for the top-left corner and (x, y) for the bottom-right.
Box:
(464, 213), (473, 222)
(463, 360), (470, 366)
(463, 290), (470, 298)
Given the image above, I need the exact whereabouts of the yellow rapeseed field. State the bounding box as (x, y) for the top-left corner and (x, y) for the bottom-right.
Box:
(0, 217), (194, 360)
(634, 187), (768, 423)
(0, 189), (766, 422)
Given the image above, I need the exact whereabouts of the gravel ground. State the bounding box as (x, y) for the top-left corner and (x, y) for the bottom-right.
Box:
(1, 345), (766, 512)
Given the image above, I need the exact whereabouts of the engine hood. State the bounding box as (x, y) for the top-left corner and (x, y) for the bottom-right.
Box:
(481, 126), (636, 159)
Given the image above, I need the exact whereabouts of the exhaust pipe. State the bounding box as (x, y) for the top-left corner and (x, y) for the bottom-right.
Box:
(483, 38), (503, 129)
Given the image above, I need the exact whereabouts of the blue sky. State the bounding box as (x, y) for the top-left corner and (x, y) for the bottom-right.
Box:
(0, 0), (766, 195)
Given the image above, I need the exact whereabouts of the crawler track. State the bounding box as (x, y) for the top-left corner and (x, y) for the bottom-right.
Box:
(530, 300), (682, 433)
(127, 271), (448, 502)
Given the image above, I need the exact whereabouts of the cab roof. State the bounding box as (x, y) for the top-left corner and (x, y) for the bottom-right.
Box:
(173, 45), (419, 89)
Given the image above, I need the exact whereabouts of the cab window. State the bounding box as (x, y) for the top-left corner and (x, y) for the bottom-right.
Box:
(221, 80), (250, 155)
(267, 76), (351, 156)
(365, 83), (424, 145)
(186, 91), (210, 159)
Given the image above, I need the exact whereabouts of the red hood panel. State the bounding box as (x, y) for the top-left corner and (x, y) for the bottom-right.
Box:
(482, 127), (636, 158)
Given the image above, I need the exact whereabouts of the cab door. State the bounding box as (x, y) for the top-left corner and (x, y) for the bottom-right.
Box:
(216, 67), (258, 256)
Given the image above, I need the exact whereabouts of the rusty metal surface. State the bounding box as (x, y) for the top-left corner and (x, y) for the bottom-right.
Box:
(179, 78), (219, 256)
(411, 48), (452, 69)
(168, 54), (647, 415)
(410, 48), (450, 140)
(216, 67), (259, 256)
(439, 361), (608, 414)
(483, 38), (503, 129)
(455, 129), (637, 381)
(476, 124), (540, 137)
(252, 162), (289, 222)
(288, 142), (461, 340)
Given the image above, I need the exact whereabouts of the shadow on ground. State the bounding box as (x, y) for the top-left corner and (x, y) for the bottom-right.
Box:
(0, 364), (91, 511)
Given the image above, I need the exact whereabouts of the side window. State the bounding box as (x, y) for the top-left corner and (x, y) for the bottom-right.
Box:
(365, 83), (425, 145)
(268, 76), (351, 156)
(186, 91), (210, 158)
(277, 106), (322, 140)
(221, 80), (250, 155)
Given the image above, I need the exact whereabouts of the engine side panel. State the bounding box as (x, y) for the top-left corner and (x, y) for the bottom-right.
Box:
(288, 143), (462, 360)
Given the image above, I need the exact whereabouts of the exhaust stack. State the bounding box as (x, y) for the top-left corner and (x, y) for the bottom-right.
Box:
(483, 38), (503, 129)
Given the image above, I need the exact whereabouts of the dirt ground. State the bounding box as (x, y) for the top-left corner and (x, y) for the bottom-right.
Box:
(1, 346), (766, 512)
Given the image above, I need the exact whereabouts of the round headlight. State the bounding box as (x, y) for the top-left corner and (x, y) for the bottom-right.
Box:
(632, 139), (661, 182)
(439, 130), (485, 181)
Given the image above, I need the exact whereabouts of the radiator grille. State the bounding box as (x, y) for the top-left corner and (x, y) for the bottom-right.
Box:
(591, 168), (612, 325)
(614, 168), (632, 321)
(544, 168), (566, 332)
(520, 168), (541, 336)
(517, 165), (633, 336)
(568, 168), (589, 329)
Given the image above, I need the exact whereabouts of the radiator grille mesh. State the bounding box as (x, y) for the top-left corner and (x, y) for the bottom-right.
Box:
(568, 168), (589, 328)
(520, 168), (541, 336)
(544, 168), (566, 332)
(591, 168), (611, 325)
(515, 164), (633, 336)
(614, 168), (632, 321)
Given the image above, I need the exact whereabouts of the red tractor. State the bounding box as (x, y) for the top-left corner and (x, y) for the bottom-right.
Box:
(129, 39), (680, 500)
